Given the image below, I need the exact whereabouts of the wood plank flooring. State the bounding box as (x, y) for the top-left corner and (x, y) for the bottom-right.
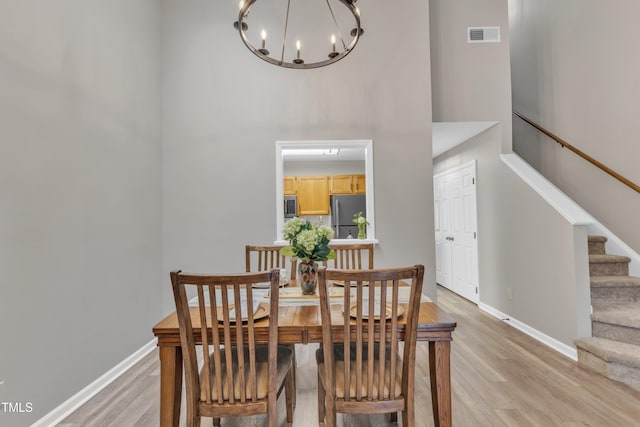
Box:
(59, 287), (640, 426)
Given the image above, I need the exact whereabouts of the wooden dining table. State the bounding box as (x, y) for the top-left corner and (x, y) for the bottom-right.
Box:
(152, 285), (457, 427)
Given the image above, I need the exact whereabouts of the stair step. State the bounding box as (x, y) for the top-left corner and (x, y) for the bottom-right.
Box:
(591, 276), (640, 303)
(588, 235), (608, 255)
(575, 337), (640, 390)
(589, 254), (631, 276)
(592, 303), (640, 346)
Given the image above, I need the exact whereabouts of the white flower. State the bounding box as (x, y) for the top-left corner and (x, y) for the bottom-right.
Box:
(296, 229), (319, 253)
(283, 217), (306, 241)
(357, 216), (366, 224)
(316, 225), (334, 240)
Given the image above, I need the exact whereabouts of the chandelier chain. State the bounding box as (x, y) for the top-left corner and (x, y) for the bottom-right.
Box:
(326, 0), (347, 50)
(280, 0), (292, 64)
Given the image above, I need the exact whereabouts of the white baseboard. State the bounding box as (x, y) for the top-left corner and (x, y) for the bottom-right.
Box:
(31, 340), (156, 427)
(478, 302), (578, 361)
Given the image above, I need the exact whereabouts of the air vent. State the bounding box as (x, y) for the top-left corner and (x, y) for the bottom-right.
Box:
(467, 26), (501, 43)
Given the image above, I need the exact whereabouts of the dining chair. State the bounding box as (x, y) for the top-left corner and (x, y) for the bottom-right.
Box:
(246, 244), (297, 280)
(327, 243), (374, 269)
(170, 269), (295, 427)
(316, 265), (425, 427)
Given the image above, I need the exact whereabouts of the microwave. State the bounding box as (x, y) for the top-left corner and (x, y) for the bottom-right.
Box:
(284, 195), (297, 218)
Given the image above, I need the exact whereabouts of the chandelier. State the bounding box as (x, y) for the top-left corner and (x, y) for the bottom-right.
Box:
(234, 0), (364, 69)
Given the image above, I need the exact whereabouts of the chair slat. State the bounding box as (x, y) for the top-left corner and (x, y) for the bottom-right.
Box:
(356, 282), (363, 401)
(220, 286), (235, 404)
(208, 284), (224, 405)
(198, 286), (212, 404)
(367, 282), (375, 400)
(246, 283), (257, 403)
(343, 279), (351, 402)
(389, 280), (399, 400)
(233, 283), (247, 403)
(378, 280), (387, 400)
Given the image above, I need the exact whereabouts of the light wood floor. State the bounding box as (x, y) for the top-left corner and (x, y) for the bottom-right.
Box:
(59, 287), (640, 426)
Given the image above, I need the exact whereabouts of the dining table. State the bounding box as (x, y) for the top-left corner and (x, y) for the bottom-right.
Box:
(152, 281), (457, 427)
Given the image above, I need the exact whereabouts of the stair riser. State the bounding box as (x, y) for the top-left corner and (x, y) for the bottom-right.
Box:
(588, 241), (606, 255)
(590, 263), (629, 276)
(577, 349), (640, 391)
(591, 287), (640, 304)
(592, 322), (640, 347)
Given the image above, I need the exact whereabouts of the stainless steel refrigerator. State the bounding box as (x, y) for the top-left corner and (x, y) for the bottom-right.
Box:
(330, 195), (366, 239)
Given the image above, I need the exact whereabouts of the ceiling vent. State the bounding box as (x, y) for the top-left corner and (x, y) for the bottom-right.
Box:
(467, 26), (501, 43)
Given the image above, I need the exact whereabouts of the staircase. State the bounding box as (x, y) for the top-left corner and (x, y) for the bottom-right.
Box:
(575, 235), (640, 390)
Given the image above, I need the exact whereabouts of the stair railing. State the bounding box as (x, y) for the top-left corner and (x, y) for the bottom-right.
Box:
(512, 110), (640, 194)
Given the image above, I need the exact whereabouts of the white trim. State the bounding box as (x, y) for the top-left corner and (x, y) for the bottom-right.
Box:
(478, 302), (578, 361)
(274, 238), (379, 246)
(500, 154), (593, 226)
(276, 139), (375, 242)
(31, 340), (156, 427)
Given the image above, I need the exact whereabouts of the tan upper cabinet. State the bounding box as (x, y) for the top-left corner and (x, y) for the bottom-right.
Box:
(330, 175), (354, 194)
(353, 174), (366, 194)
(330, 174), (366, 195)
(283, 176), (297, 195)
(297, 176), (330, 215)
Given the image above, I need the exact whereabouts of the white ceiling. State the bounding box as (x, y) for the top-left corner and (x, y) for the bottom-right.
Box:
(283, 147), (365, 162)
(432, 121), (498, 158)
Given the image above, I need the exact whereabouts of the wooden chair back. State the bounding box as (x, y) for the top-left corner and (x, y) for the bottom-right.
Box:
(245, 245), (297, 280)
(327, 243), (374, 269)
(170, 270), (284, 424)
(316, 265), (424, 426)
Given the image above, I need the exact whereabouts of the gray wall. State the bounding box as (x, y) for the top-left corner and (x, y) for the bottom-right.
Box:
(434, 126), (590, 348)
(510, 0), (640, 254)
(0, 1), (162, 423)
(161, 0), (437, 303)
(430, 0), (513, 151)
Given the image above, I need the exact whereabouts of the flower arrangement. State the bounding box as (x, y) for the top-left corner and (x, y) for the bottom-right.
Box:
(280, 217), (336, 262)
(353, 212), (369, 239)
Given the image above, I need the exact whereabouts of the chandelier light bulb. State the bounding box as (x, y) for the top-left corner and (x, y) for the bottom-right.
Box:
(258, 28), (269, 55)
(239, 0), (244, 10)
(331, 34), (336, 52)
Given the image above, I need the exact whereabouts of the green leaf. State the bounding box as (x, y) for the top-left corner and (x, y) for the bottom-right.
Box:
(280, 246), (296, 257)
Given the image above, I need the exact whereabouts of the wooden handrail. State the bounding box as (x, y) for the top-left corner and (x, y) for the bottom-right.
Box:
(513, 110), (640, 194)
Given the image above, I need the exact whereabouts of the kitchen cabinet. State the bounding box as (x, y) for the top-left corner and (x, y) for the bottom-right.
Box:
(353, 174), (366, 194)
(330, 175), (354, 194)
(283, 176), (297, 195)
(297, 176), (330, 215)
(330, 174), (366, 195)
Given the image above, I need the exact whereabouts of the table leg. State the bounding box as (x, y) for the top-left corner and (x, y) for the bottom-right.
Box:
(160, 346), (183, 427)
(429, 340), (452, 427)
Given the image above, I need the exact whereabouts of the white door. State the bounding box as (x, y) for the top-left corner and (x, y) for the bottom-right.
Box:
(434, 161), (479, 303)
(434, 173), (452, 289)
